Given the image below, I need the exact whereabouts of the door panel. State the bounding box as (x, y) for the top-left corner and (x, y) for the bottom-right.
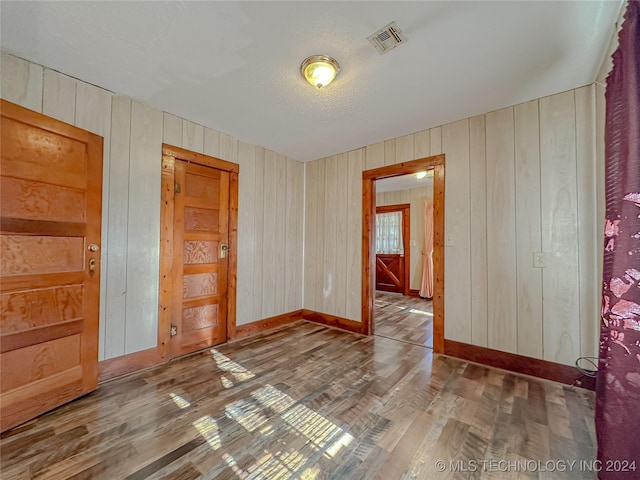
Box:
(376, 254), (405, 293)
(170, 159), (228, 357)
(0, 100), (102, 432)
(374, 204), (410, 295)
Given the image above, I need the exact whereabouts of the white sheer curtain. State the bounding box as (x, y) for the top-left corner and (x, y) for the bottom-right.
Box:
(376, 211), (404, 254)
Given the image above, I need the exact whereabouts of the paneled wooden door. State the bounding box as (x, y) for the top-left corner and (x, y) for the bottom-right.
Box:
(374, 204), (410, 295)
(0, 100), (103, 432)
(375, 254), (405, 293)
(169, 159), (229, 357)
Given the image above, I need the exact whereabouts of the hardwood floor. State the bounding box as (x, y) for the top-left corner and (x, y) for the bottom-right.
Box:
(375, 291), (433, 348)
(1, 322), (596, 479)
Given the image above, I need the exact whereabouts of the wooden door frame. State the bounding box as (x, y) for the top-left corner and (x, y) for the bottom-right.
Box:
(362, 155), (445, 353)
(158, 144), (239, 360)
(375, 203), (411, 296)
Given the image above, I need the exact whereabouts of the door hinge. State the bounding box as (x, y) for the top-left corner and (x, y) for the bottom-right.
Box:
(170, 324), (178, 336)
(174, 182), (181, 193)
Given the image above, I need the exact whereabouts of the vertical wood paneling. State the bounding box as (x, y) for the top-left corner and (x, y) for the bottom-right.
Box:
(395, 134), (414, 163)
(469, 115), (488, 347)
(302, 84), (598, 366)
(294, 160), (304, 310)
(334, 153), (349, 317)
(430, 127), (442, 155)
(163, 113), (182, 147)
(236, 142), (255, 325)
(182, 120), (204, 153)
(252, 148), (265, 321)
(346, 149), (363, 321)
(75, 82), (112, 361)
(304, 161), (319, 311)
(386, 191), (401, 205)
(0, 52), (43, 112)
(314, 160), (326, 311)
(486, 107), (518, 353)
(285, 158), (300, 312)
(323, 156), (338, 314)
(8, 54), (311, 362)
(75, 82), (112, 137)
(540, 91), (580, 365)
(7, 54), (600, 367)
(365, 142), (385, 170)
(103, 96), (131, 359)
(514, 100), (543, 358)
(42, 69), (76, 124)
(384, 139), (396, 166)
(125, 101), (163, 354)
(274, 154), (287, 314)
(261, 150), (277, 318)
(218, 133), (237, 162)
(415, 130), (430, 158)
(575, 85), (598, 359)
(203, 128), (220, 158)
(441, 119), (471, 343)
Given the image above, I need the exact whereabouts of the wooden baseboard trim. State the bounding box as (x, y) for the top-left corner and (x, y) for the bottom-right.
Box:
(233, 310), (304, 340)
(302, 310), (363, 334)
(99, 347), (164, 383)
(408, 289), (420, 297)
(444, 340), (596, 390)
(98, 311), (305, 383)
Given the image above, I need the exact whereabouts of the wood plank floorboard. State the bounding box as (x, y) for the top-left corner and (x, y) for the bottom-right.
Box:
(374, 291), (433, 348)
(1, 322), (597, 479)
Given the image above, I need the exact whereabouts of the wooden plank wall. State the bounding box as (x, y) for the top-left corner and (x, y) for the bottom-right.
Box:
(376, 186), (434, 291)
(1, 51), (602, 367)
(304, 86), (601, 366)
(1, 52), (304, 361)
(304, 150), (363, 318)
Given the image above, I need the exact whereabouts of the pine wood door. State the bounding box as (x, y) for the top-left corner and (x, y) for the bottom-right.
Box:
(0, 100), (103, 432)
(170, 159), (229, 357)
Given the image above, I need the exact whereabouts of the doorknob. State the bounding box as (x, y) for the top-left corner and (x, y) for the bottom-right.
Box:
(220, 243), (228, 259)
(87, 244), (100, 252)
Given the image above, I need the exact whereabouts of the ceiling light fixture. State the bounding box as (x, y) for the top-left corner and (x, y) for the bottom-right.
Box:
(300, 55), (340, 89)
(414, 171), (427, 179)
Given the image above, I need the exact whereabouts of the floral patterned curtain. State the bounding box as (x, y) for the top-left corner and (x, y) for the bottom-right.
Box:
(375, 211), (404, 254)
(597, 1), (640, 475)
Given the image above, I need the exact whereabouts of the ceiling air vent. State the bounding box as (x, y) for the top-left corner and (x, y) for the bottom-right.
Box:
(367, 21), (406, 55)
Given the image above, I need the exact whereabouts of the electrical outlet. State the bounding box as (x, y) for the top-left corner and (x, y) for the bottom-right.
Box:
(410, 240), (417, 247)
(533, 252), (546, 268)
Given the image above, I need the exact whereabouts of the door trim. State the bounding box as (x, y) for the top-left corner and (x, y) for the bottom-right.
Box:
(375, 203), (410, 295)
(158, 144), (239, 360)
(362, 155), (445, 352)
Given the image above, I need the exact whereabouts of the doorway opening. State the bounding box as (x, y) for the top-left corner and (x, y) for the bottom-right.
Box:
(374, 173), (434, 348)
(362, 155), (445, 353)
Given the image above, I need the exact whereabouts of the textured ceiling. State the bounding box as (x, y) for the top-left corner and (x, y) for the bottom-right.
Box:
(0, 1), (622, 162)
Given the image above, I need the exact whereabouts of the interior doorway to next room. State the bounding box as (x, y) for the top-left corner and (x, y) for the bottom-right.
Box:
(374, 172), (434, 348)
(362, 155), (445, 353)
